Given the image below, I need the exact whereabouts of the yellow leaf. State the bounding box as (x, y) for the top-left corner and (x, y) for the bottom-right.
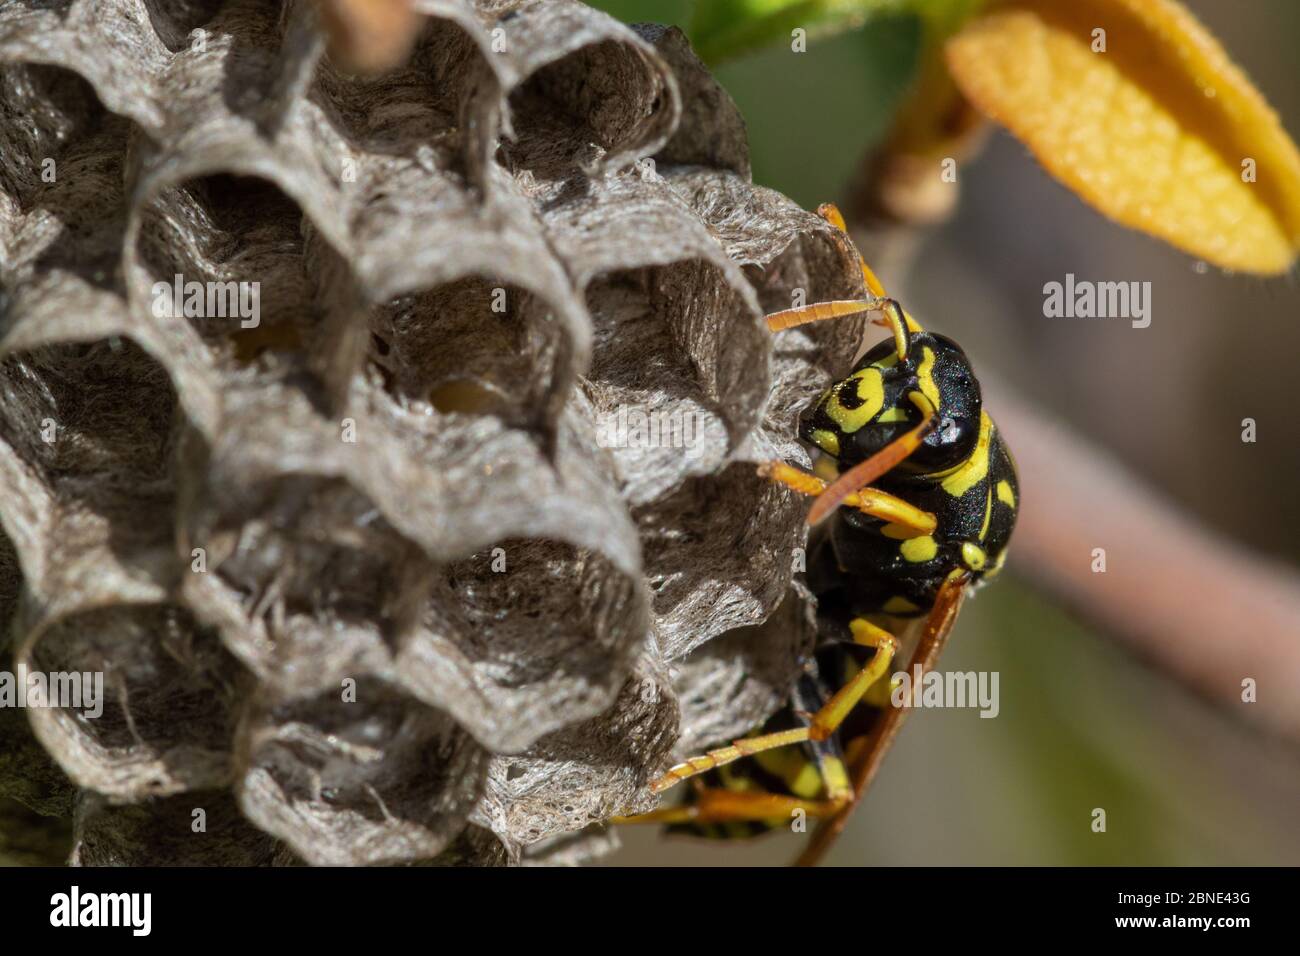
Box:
(945, 0), (1300, 274)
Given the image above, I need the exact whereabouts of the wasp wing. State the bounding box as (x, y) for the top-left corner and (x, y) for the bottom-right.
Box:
(794, 570), (972, 867)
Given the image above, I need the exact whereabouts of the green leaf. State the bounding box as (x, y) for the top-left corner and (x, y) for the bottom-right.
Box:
(687, 0), (902, 63)
(686, 0), (990, 64)
(589, 0), (696, 29)
(714, 15), (921, 206)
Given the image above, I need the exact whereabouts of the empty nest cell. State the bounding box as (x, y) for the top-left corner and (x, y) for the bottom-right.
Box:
(18, 603), (243, 799)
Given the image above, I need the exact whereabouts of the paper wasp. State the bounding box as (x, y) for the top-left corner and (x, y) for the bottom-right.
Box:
(617, 204), (1019, 865)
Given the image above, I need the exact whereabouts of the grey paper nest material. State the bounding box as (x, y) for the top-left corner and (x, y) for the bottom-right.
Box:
(0, 0), (867, 865)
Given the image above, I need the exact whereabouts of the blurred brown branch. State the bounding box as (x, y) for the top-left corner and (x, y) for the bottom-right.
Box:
(990, 384), (1300, 740)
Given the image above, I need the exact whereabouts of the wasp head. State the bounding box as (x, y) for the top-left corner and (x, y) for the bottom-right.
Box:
(799, 331), (983, 476)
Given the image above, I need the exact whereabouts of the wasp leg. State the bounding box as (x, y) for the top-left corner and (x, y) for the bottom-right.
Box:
(649, 623), (898, 794)
(611, 789), (847, 826)
(780, 201), (920, 359)
(769, 202), (925, 357)
(810, 620), (898, 737)
(814, 202), (851, 233)
(815, 202), (924, 341)
(759, 460), (936, 535)
(806, 391), (937, 526)
(648, 727), (811, 794)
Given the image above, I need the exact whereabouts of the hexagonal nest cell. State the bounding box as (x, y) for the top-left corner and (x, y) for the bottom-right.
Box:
(0, 0), (868, 864)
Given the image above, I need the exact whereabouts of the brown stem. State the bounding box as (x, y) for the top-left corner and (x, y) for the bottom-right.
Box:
(314, 0), (422, 75)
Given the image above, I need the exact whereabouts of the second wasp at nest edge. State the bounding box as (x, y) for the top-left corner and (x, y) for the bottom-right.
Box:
(614, 203), (1019, 866)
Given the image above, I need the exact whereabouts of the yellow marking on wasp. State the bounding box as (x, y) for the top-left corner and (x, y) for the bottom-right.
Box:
(810, 428), (840, 457)
(961, 542), (987, 571)
(978, 485), (994, 540)
(940, 410), (993, 498)
(872, 351), (901, 369)
(877, 406), (909, 423)
(866, 672), (900, 707)
(754, 748), (822, 799)
(840, 654), (860, 685)
(926, 457), (964, 480)
(883, 595), (920, 614)
(916, 346), (941, 411)
(789, 762), (824, 798)
(825, 368), (884, 433)
(900, 534), (938, 563)
(997, 479), (1016, 508)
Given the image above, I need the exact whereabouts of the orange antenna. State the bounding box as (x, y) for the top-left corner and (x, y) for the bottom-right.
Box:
(816, 203), (910, 360)
(766, 300), (872, 333)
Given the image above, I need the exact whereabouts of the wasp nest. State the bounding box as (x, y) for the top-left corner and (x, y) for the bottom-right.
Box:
(0, 0), (866, 865)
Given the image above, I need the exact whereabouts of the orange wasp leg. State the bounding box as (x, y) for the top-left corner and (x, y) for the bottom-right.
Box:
(647, 625), (898, 794)
(806, 391), (938, 527)
(758, 460), (936, 536)
(610, 789), (848, 827)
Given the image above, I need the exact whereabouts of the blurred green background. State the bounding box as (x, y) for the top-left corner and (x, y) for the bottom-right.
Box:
(594, 0), (1300, 866)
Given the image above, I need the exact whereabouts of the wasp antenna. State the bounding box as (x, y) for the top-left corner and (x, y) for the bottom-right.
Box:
(765, 299), (874, 333)
(881, 300), (913, 361)
(815, 202), (849, 232)
(816, 201), (891, 299)
(859, 258), (889, 300)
